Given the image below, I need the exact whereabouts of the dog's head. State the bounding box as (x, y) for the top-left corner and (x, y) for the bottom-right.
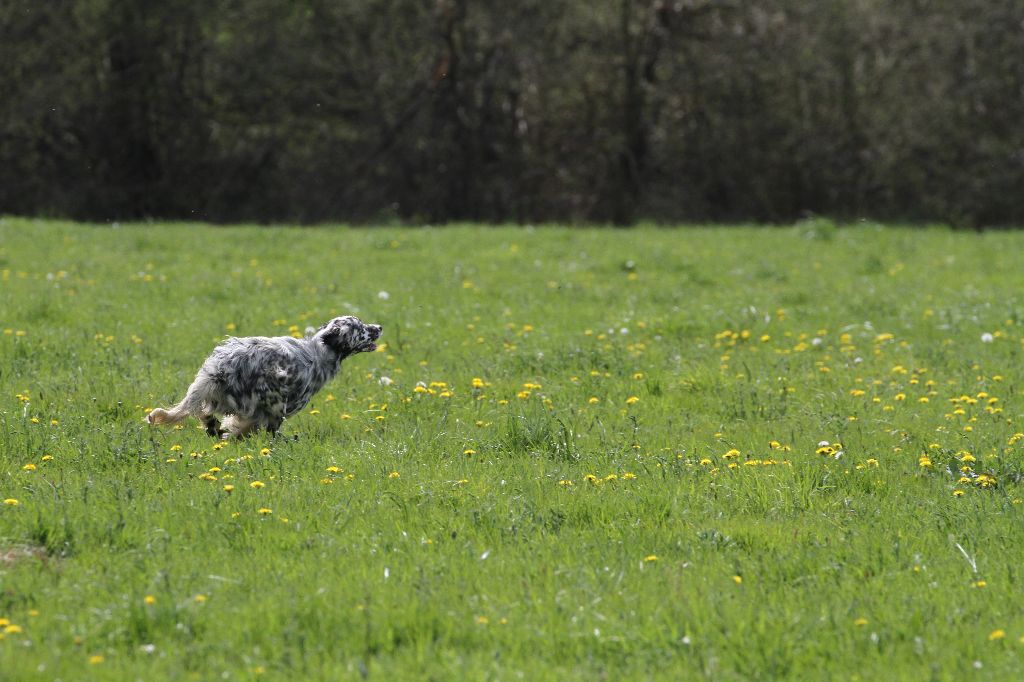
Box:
(317, 316), (382, 356)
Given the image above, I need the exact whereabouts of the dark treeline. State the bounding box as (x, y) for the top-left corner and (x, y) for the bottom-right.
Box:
(2, 1), (1023, 226)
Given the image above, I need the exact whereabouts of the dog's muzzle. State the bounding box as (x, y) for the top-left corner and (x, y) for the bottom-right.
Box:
(362, 324), (383, 352)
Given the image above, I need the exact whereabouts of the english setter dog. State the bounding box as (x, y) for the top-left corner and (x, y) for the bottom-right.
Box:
(146, 316), (382, 438)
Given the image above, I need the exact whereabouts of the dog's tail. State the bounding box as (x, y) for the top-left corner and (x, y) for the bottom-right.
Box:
(146, 376), (211, 425)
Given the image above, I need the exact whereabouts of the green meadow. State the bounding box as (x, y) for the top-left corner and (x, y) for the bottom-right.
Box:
(3, 218), (1024, 680)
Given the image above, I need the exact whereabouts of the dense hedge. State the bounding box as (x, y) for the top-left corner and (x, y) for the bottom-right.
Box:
(2, 1), (1022, 226)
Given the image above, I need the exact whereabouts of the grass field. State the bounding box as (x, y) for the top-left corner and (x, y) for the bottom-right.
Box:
(2, 218), (1024, 679)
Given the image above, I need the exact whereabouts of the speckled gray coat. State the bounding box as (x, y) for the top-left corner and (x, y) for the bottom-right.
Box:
(147, 316), (381, 438)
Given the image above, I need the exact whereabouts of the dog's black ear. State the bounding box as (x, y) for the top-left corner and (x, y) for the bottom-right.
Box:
(319, 318), (350, 348)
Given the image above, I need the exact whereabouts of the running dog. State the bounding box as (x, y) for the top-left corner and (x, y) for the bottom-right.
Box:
(146, 316), (382, 438)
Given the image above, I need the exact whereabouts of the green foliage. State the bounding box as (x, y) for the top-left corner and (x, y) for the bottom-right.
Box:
(2, 219), (1024, 678)
(2, 2), (1024, 225)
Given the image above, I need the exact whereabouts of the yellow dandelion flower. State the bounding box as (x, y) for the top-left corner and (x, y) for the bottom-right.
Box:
(558, 479), (573, 486)
(88, 655), (104, 665)
(388, 471), (400, 479)
(625, 396), (640, 405)
(732, 575), (743, 584)
(258, 508), (273, 515)
(144, 595), (156, 605)
(853, 617), (868, 627)
(250, 480), (265, 489)
(22, 463), (36, 471)
(4, 624), (23, 634)
(194, 594), (207, 603)
(3, 498), (19, 506)
(989, 629), (1006, 641)
(223, 485), (235, 493)
(975, 474), (997, 488)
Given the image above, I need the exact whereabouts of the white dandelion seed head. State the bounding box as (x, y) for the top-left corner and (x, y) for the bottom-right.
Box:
(379, 376), (393, 386)
(378, 291), (390, 300)
(811, 337), (823, 346)
(980, 332), (994, 343)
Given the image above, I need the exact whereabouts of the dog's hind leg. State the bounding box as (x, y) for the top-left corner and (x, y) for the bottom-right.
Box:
(202, 415), (225, 439)
(221, 415), (258, 439)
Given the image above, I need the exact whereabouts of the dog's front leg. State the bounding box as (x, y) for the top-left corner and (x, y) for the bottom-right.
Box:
(265, 416), (284, 437)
